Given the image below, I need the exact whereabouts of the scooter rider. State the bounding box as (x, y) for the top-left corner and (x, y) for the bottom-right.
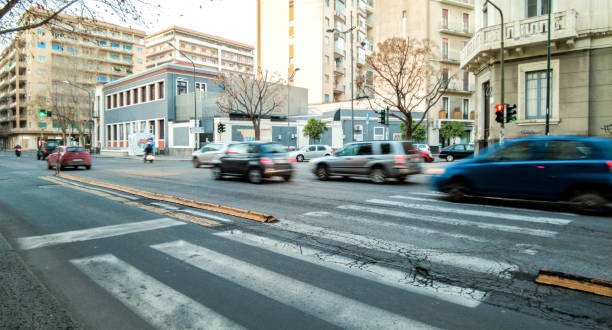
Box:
(14, 144), (22, 157)
(143, 142), (153, 161)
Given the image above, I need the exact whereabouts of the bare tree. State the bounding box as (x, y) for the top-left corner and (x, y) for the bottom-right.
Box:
(215, 69), (285, 140)
(0, 0), (152, 41)
(362, 37), (449, 139)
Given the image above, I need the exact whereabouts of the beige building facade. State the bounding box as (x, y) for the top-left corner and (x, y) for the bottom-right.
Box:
(0, 9), (146, 150)
(258, 0), (375, 105)
(374, 0), (476, 149)
(462, 0), (612, 150)
(145, 26), (255, 76)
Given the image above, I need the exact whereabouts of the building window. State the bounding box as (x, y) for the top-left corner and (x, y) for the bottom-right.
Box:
(325, 74), (329, 82)
(113, 94), (117, 107)
(98, 40), (107, 46)
(149, 84), (155, 100)
(110, 42), (119, 48)
(442, 9), (448, 28)
(441, 38), (448, 59)
(51, 44), (63, 52)
(463, 71), (469, 91)
(462, 98), (470, 120)
(177, 80), (188, 95)
(324, 94), (330, 102)
(106, 95), (111, 109)
(37, 55), (46, 62)
(119, 92), (124, 107)
(126, 90), (131, 106)
(158, 82), (164, 99)
(37, 28), (46, 35)
(463, 13), (470, 33)
(195, 82), (206, 92)
(526, 0), (549, 18)
(441, 68), (449, 86)
(326, 0), (330, 6)
(37, 42), (46, 48)
(482, 7), (488, 28)
(525, 70), (552, 119)
(123, 45), (132, 50)
(373, 127), (384, 140)
(325, 55), (329, 64)
(133, 88), (138, 104)
(325, 17), (330, 27)
(137, 47), (143, 53)
(123, 56), (132, 62)
(110, 54), (119, 60)
(110, 77), (117, 82)
(442, 96), (449, 119)
(325, 36), (330, 45)
(137, 59), (143, 63)
(141, 86), (146, 102)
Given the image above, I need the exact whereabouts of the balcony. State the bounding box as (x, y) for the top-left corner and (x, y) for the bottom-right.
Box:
(439, 50), (461, 65)
(444, 80), (475, 94)
(333, 83), (345, 94)
(462, 9), (578, 69)
(333, 45), (345, 58)
(440, 21), (474, 38)
(358, 0), (367, 15)
(366, 17), (373, 29)
(334, 11), (346, 22)
(364, 39), (374, 55)
(333, 64), (345, 76)
(439, 0), (474, 9)
(366, 0), (373, 13)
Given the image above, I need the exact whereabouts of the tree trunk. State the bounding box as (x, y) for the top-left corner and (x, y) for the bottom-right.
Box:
(405, 112), (413, 139)
(253, 119), (260, 141)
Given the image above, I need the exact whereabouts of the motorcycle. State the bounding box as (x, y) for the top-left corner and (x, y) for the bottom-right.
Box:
(15, 145), (21, 157)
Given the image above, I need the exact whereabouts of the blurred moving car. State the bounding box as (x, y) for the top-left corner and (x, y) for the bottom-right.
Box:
(212, 142), (295, 183)
(311, 141), (421, 183)
(289, 144), (332, 162)
(37, 140), (60, 160)
(431, 136), (612, 213)
(438, 143), (474, 162)
(192, 142), (231, 168)
(47, 146), (92, 170)
(415, 143), (431, 152)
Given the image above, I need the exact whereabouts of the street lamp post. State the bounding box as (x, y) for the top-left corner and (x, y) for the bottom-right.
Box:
(167, 42), (199, 149)
(62, 80), (93, 151)
(327, 11), (356, 142)
(287, 68), (300, 149)
(485, 0), (505, 145)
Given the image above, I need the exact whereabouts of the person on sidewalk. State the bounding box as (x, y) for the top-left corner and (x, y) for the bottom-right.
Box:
(143, 143), (153, 162)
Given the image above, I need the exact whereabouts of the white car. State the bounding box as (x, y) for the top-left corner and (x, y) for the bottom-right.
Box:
(414, 143), (430, 152)
(289, 144), (332, 162)
(192, 142), (231, 168)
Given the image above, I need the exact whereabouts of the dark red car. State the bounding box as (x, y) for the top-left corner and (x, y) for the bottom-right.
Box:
(417, 150), (434, 162)
(47, 146), (92, 170)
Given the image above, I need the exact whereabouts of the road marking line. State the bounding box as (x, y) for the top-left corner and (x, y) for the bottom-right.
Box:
(303, 211), (487, 243)
(150, 202), (180, 210)
(17, 218), (185, 250)
(409, 192), (443, 197)
(180, 209), (233, 223)
(71, 254), (242, 329)
(271, 219), (518, 277)
(50, 176), (139, 200)
(215, 230), (485, 308)
(342, 203), (557, 238)
(152, 240), (437, 330)
(380, 197), (572, 226)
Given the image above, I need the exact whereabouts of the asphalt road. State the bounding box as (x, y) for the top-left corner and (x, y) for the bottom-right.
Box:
(0, 151), (611, 329)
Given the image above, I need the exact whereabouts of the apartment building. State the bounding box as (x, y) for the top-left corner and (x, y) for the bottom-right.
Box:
(374, 0), (476, 150)
(258, 0), (375, 105)
(145, 26), (255, 76)
(0, 8), (146, 150)
(462, 0), (612, 149)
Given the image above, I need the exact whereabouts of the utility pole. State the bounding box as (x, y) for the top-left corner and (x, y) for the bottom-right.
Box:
(545, 0), (552, 135)
(486, 0), (505, 145)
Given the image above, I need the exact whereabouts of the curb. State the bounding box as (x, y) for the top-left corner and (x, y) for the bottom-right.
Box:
(55, 173), (277, 223)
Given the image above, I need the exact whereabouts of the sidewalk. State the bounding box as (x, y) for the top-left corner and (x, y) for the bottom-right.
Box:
(93, 154), (190, 161)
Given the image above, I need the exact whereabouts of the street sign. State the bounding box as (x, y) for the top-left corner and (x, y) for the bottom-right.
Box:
(365, 112), (370, 124)
(189, 127), (206, 134)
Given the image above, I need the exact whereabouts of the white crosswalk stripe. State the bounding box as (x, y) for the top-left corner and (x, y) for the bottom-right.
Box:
(150, 202), (234, 223)
(215, 229), (486, 308)
(17, 218), (185, 250)
(71, 254), (242, 329)
(152, 240), (439, 330)
(374, 197), (572, 225)
(303, 211), (487, 243)
(340, 204), (558, 238)
(271, 219), (518, 277)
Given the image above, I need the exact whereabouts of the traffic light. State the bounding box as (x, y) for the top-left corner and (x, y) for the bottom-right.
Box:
(495, 104), (504, 123)
(505, 104), (517, 123)
(38, 109), (47, 117)
(379, 109), (386, 124)
(217, 123), (226, 133)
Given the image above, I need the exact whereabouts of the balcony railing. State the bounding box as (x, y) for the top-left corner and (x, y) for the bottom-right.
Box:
(333, 64), (345, 75)
(440, 50), (461, 64)
(334, 45), (345, 58)
(439, 0), (474, 9)
(462, 9), (578, 68)
(333, 84), (345, 94)
(440, 21), (474, 37)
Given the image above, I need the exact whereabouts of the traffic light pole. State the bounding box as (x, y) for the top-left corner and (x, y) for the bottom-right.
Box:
(486, 0), (505, 145)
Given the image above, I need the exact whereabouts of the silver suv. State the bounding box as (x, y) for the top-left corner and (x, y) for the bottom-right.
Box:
(311, 141), (421, 183)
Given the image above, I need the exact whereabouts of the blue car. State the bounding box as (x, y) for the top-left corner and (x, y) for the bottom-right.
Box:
(431, 136), (612, 213)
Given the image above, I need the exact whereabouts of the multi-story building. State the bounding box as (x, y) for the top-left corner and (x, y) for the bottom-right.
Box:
(0, 8), (146, 150)
(462, 1), (612, 150)
(144, 26), (255, 76)
(374, 0), (476, 151)
(258, 0), (375, 105)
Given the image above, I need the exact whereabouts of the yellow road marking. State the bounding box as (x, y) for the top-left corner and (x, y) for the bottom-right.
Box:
(40, 176), (221, 228)
(55, 173), (277, 223)
(535, 269), (612, 298)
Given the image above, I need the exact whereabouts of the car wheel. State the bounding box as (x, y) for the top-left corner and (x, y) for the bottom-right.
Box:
(85, 165), (91, 170)
(570, 191), (608, 214)
(192, 158), (200, 168)
(397, 175), (407, 182)
(296, 154), (304, 162)
(212, 166), (223, 180)
(37, 154), (41, 160)
(446, 155), (454, 162)
(47, 162), (52, 170)
(283, 175), (292, 182)
(369, 167), (386, 184)
(316, 164), (329, 181)
(248, 168), (262, 184)
(444, 181), (470, 202)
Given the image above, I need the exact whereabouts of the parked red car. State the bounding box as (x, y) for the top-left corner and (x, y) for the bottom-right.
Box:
(47, 146), (92, 170)
(417, 150), (434, 162)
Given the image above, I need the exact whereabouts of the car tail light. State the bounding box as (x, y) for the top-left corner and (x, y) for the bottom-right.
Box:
(260, 158), (274, 165)
(606, 161), (612, 172)
(43, 149), (47, 153)
(330, 149), (335, 154)
(394, 154), (407, 166)
(226, 150), (235, 154)
(288, 158), (297, 163)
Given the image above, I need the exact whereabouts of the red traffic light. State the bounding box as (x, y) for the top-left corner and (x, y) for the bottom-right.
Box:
(495, 104), (504, 112)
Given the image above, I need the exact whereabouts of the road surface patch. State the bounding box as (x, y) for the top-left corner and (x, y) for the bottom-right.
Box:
(56, 173), (277, 223)
(17, 218), (184, 250)
(152, 240), (438, 329)
(215, 229), (486, 308)
(535, 269), (612, 298)
(71, 254), (243, 329)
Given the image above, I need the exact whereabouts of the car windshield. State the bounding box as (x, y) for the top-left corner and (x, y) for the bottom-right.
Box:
(46, 142), (59, 147)
(261, 144), (286, 154)
(66, 147), (84, 152)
